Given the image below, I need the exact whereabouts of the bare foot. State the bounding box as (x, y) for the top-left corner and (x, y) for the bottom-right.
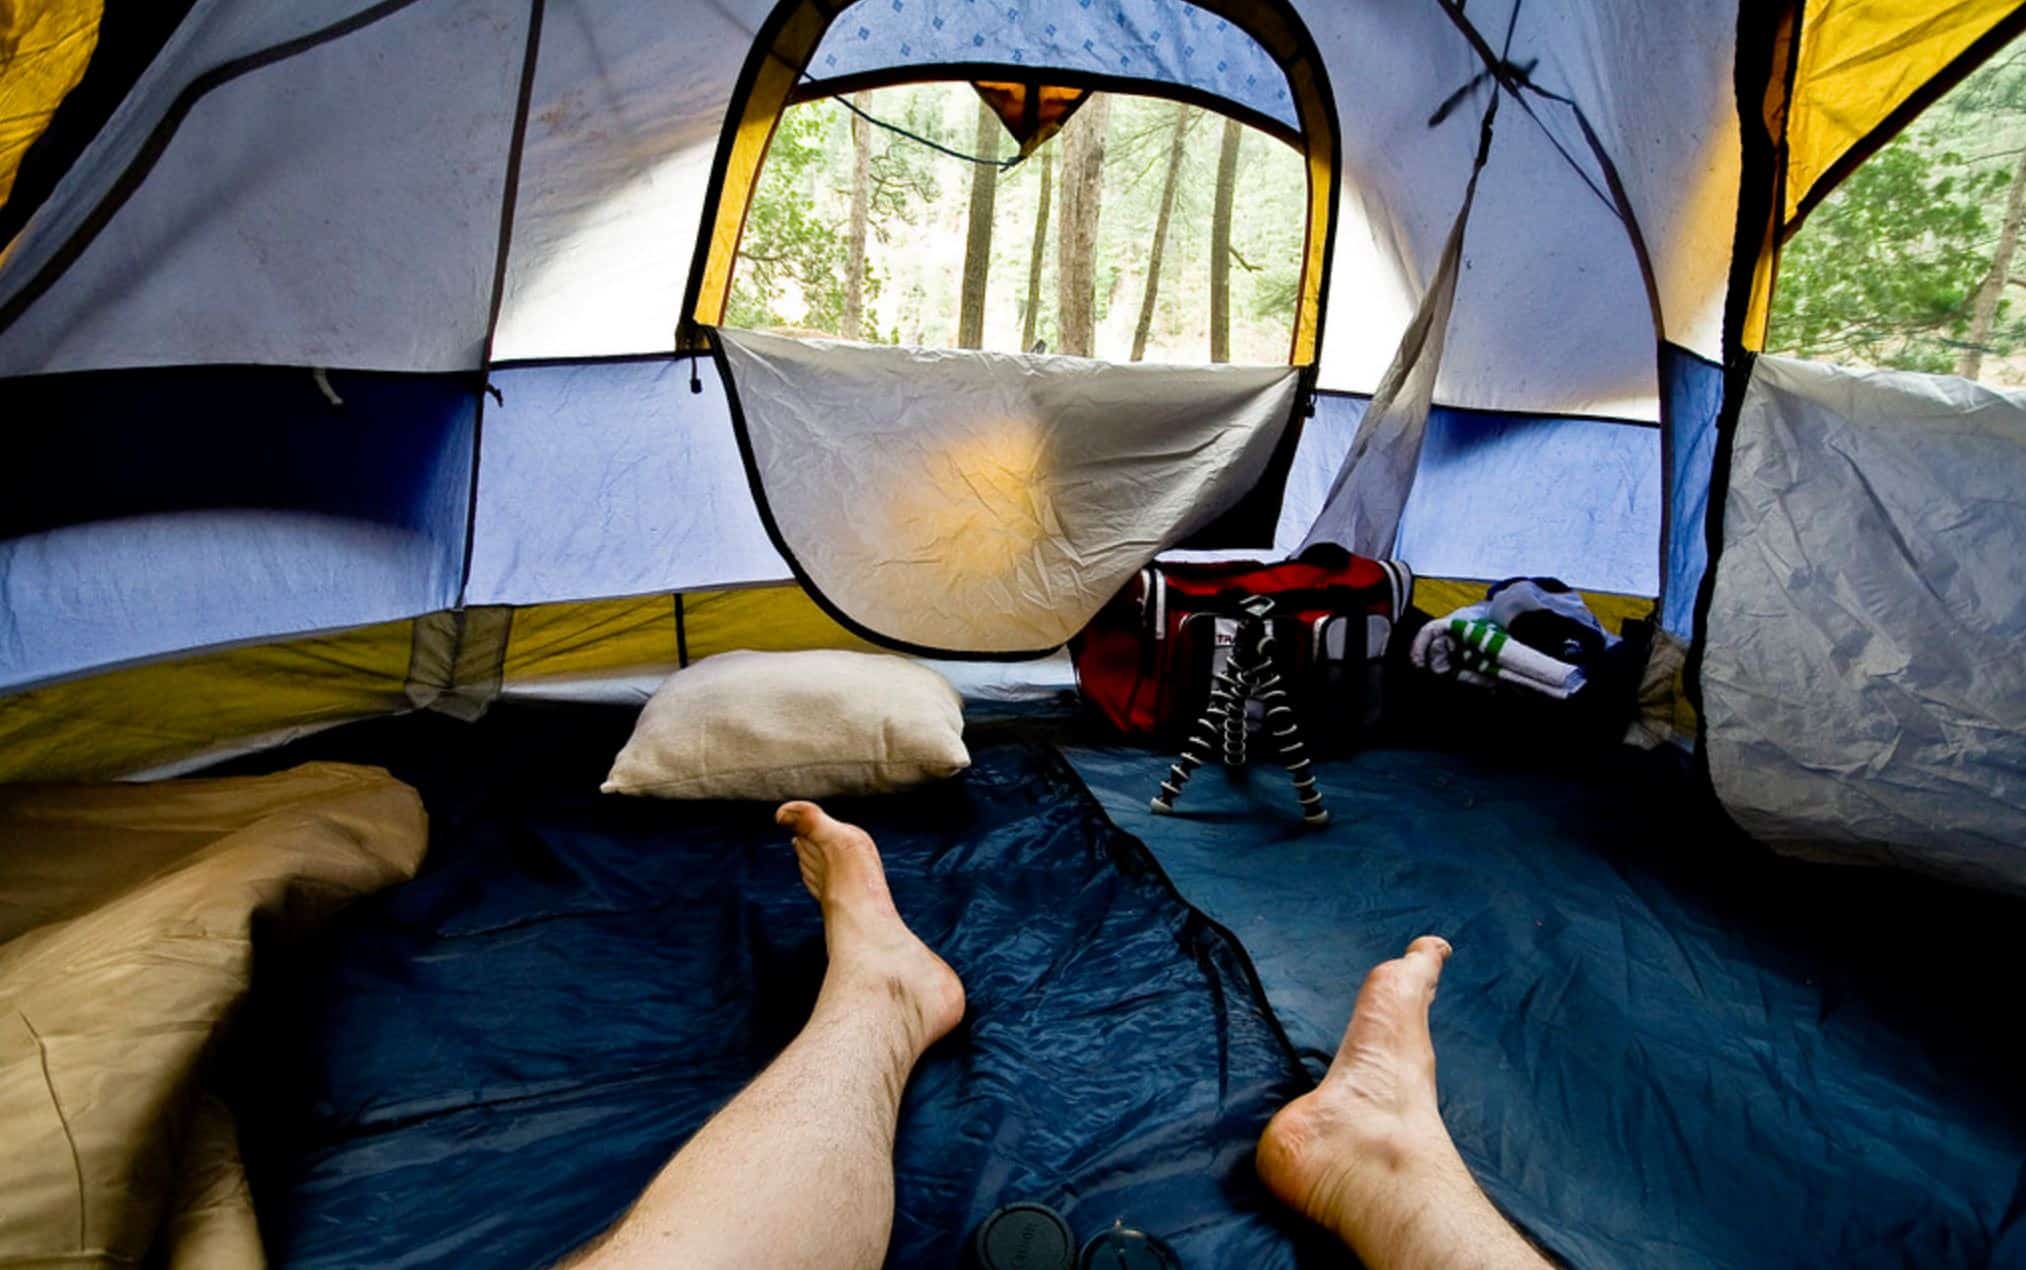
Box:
(775, 801), (965, 1053)
(1257, 937), (1547, 1267)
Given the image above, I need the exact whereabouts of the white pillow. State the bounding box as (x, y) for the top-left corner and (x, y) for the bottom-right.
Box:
(601, 649), (970, 800)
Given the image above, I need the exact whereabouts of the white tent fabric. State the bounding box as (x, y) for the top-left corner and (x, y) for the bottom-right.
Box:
(0, 511), (448, 692)
(1515, 0), (1739, 358)
(490, 0), (766, 363)
(716, 328), (1300, 653)
(1702, 356), (2026, 892)
(0, 0), (533, 375)
(1303, 165), (1473, 557)
(0, 0), (1738, 423)
(0, 0), (421, 325)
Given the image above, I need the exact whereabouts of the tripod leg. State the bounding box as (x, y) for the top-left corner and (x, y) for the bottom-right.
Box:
(1222, 624), (1258, 768)
(1219, 660), (1249, 769)
(1251, 633), (1330, 826)
(1152, 662), (1244, 814)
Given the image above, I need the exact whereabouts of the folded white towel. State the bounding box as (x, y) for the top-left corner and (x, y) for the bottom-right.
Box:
(1409, 613), (1585, 700)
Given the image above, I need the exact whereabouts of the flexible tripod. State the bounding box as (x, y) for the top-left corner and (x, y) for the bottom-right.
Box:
(1150, 594), (1330, 826)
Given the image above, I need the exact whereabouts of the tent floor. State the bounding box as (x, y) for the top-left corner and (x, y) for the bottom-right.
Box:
(1058, 730), (2026, 1268)
(206, 702), (2026, 1268)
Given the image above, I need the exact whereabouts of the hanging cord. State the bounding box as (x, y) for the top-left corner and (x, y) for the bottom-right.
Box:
(768, 47), (1024, 170)
(824, 82), (1025, 170)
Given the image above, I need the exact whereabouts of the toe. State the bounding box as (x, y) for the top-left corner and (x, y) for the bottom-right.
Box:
(1332, 936), (1452, 1078)
(775, 799), (821, 831)
(1397, 935), (1451, 997)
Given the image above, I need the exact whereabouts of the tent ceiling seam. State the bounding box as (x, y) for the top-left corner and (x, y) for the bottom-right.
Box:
(460, 0), (549, 608)
(1432, 0), (1673, 619)
(0, 0), (439, 342)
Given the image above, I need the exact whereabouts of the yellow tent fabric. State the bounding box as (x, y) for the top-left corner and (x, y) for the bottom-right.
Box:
(501, 586), (874, 682)
(0, 621), (414, 784)
(1783, 0), (2023, 224)
(0, 586), (873, 784)
(1410, 577), (1651, 637)
(0, 0), (99, 214)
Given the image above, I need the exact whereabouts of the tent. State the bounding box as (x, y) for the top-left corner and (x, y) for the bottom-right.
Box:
(6, 2), (2026, 1265)
(5, 0), (2024, 878)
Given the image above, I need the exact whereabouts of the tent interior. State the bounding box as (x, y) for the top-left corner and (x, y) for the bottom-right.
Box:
(3, 0), (2025, 1266)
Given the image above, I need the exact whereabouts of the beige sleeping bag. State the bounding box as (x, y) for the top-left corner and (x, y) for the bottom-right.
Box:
(0, 762), (429, 1269)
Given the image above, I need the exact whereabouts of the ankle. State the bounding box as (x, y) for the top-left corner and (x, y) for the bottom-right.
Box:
(1324, 1121), (1472, 1250)
(818, 961), (958, 1055)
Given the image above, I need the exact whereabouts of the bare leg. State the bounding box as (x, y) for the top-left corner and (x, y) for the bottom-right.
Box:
(1257, 937), (1549, 1269)
(562, 802), (965, 1270)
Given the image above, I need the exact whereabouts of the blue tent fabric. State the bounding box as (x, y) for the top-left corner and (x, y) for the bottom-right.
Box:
(220, 708), (1338, 1269)
(465, 358), (788, 607)
(808, 0), (1297, 131)
(1062, 735), (2026, 1269)
(0, 366), (474, 690)
(1660, 343), (1726, 636)
(1393, 408), (1661, 596)
(1278, 390), (1661, 595)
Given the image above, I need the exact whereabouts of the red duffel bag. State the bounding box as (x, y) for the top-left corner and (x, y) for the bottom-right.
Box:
(1069, 544), (1411, 745)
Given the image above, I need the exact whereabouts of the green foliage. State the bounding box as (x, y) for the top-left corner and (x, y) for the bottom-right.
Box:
(1769, 139), (2001, 372)
(726, 110), (850, 332)
(1768, 45), (2026, 380)
(726, 83), (1307, 362)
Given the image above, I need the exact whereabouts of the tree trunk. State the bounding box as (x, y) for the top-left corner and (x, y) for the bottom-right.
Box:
(957, 98), (1002, 349)
(843, 95), (873, 340)
(1131, 102), (1195, 361)
(1055, 93), (1112, 358)
(1022, 148), (1054, 352)
(1957, 146), (2026, 380)
(1208, 115), (1243, 363)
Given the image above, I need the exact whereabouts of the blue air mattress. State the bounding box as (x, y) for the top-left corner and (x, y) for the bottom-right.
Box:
(220, 707), (1337, 1268)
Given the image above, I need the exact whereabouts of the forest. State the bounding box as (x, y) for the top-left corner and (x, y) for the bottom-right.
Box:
(726, 83), (1309, 365)
(1768, 41), (2026, 387)
(731, 39), (2026, 388)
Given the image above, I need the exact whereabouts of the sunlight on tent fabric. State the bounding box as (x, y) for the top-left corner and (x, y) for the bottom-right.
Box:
(0, 0), (100, 212)
(718, 327), (1298, 653)
(492, 144), (716, 360)
(1316, 184), (1418, 395)
(1784, 0), (2021, 222)
(887, 419), (1061, 593)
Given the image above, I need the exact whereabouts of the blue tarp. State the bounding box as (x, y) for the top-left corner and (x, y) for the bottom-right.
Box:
(224, 709), (1336, 1268)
